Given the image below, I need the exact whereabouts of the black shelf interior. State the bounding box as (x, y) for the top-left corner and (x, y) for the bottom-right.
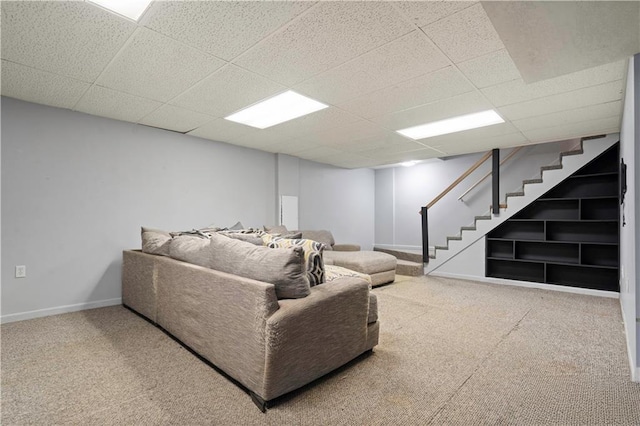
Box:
(486, 143), (620, 292)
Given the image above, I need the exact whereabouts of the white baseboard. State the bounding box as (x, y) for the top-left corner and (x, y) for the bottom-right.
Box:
(428, 271), (620, 299)
(1, 298), (122, 324)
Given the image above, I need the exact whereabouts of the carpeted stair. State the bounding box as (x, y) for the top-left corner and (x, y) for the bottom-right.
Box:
(373, 247), (423, 276)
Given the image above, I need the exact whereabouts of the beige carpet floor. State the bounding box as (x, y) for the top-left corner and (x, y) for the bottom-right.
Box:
(2, 275), (639, 425)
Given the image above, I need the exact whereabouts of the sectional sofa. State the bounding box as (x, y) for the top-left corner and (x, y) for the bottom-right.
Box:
(122, 230), (379, 411)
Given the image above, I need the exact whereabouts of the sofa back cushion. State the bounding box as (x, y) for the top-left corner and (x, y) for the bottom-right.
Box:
(208, 233), (310, 299)
(141, 227), (172, 256)
(169, 235), (211, 268)
(300, 230), (335, 250)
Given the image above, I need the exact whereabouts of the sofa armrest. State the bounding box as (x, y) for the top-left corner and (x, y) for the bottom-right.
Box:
(262, 277), (371, 400)
(332, 243), (361, 251)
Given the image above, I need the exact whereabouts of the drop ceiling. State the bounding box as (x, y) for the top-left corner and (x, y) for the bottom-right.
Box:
(1, 1), (638, 169)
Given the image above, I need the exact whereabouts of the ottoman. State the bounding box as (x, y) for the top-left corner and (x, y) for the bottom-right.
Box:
(324, 250), (396, 287)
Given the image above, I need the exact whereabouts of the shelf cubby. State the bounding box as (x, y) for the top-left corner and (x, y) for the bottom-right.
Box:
(486, 143), (620, 292)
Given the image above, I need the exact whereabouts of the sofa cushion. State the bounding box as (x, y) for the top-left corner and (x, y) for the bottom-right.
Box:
(141, 227), (172, 256)
(263, 224), (289, 235)
(325, 264), (372, 287)
(300, 230), (335, 250)
(218, 230), (263, 245)
(168, 235), (211, 267)
(323, 250), (397, 275)
(263, 234), (326, 286)
(209, 233), (310, 299)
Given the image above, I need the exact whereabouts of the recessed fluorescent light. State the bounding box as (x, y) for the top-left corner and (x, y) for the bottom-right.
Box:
(224, 91), (328, 129)
(396, 110), (504, 140)
(401, 161), (419, 167)
(87, 0), (154, 21)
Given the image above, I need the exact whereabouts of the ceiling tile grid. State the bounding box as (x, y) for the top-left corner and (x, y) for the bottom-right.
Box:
(0, 1), (635, 169)
(1, 1), (136, 82)
(95, 27), (226, 102)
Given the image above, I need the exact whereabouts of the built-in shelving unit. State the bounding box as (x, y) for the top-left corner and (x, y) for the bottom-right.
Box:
(486, 144), (620, 292)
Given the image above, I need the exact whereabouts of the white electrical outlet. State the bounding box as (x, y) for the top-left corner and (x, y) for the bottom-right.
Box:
(15, 265), (26, 278)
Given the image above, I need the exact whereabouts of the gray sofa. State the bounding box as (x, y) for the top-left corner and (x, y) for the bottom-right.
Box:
(122, 248), (379, 411)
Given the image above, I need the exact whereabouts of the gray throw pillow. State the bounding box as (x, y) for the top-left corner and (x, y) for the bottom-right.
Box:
(229, 221), (244, 230)
(169, 235), (211, 268)
(141, 227), (172, 256)
(218, 231), (264, 246)
(208, 233), (310, 299)
(263, 224), (288, 235)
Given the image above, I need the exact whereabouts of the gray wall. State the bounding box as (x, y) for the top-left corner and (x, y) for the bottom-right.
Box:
(1, 97), (277, 321)
(619, 54), (640, 381)
(375, 141), (578, 250)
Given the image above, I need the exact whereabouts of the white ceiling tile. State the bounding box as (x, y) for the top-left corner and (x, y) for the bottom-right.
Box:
(394, 1), (477, 27)
(187, 118), (255, 143)
(1, 1), (136, 82)
(522, 116), (621, 144)
(512, 101), (622, 133)
(74, 86), (162, 123)
(171, 65), (286, 117)
(422, 3), (504, 63)
(457, 49), (521, 88)
(483, 1), (639, 83)
(372, 91), (493, 130)
(139, 105), (215, 133)
(142, 1), (313, 61)
(96, 28), (225, 102)
(268, 107), (362, 140)
(482, 60), (627, 107)
(424, 122), (522, 151)
(291, 146), (344, 161)
(339, 66), (474, 118)
(436, 133), (530, 156)
(358, 140), (434, 158)
(321, 155), (380, 169)
(272, 140), (326, 155)
(365, 148), (443, 163)
(1, 60), (90, 109)
(294, 31), (450, 104)
(234, 2), (413, 86)
(498, 80), (625, 121)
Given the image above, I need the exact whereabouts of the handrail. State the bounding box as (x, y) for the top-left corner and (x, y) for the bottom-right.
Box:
(423, 151), (492, 211)
(457, 146), (524, 201)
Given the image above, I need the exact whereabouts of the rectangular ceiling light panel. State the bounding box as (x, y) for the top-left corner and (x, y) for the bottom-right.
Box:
(397, 110), (504, 140)
(87, 0), (154, 21)
(225, 91), (329, 129)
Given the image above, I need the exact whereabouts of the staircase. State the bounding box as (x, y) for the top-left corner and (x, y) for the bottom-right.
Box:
(425, 134), (620, 274)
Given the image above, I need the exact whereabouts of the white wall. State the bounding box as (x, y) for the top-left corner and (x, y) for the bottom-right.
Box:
(375, 140), (578, 250)
(1, 97), (277, 322)
(619, 54), (640, 381)
(298, 159), (375, 250)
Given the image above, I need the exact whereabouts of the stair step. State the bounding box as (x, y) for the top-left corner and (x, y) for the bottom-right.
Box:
(396, 259), (424, 276)
(560, 149), (584, 157)
(428, 254), (436, 259)
(474, 215), (491, 222)
(523, 178), (543, 185)
(461, 226), (476, 231)
(373, 247), (423, 263)
(506, 191), (524, 198)
(447, 236), (462, 241)
(434, 245), (448, 251)
(541, 164), (562, 172)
